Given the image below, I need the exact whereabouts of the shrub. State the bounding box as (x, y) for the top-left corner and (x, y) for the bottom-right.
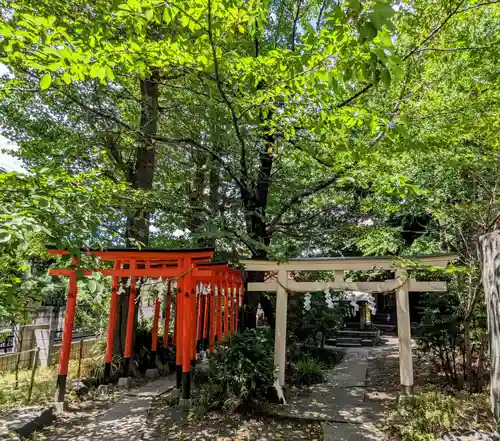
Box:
(383, 391), (492, 441)
(302, 347), (343, 368)
(134, 319), (171, 374)
(293, 357), (327, 385)
(287, 292), (346, 348)
(191, 328), (276, 418)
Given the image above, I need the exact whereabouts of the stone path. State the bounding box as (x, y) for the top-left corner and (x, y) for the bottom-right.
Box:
(29, 375), (176, 441)
(267, 345), (393, 440)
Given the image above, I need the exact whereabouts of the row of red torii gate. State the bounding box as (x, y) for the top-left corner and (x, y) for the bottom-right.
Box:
(48, 246), (243, 403)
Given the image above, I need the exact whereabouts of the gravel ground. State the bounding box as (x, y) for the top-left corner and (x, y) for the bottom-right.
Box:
(146, 396), (324, 441)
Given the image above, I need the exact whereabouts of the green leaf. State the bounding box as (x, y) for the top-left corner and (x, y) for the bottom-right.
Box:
(381, 68), (391, 87)
(379, 30), (392, 47)
(39, 73), (52, 90)
(392, 64), (405, 81)
(0, 230), (12, 243)
(88, 280), (97, 294)
(348, 0), (361, 12)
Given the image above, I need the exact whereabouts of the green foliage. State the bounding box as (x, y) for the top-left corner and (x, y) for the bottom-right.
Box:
(414, 293), (463, 385)
(383, 391), (492, 441)
(414, 291), (487, 391)
(191, 328), (276, 418)
(133, 318), (170, 374)
(288, 292), (346, 348)
(292, 357), (327, 386)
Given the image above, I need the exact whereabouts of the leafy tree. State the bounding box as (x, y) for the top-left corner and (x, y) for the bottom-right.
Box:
(0, 0), (499, 339)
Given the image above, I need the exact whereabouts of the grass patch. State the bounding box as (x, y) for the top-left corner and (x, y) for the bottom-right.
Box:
(0, 358), (101, 411)
(382, 391), (494, 441)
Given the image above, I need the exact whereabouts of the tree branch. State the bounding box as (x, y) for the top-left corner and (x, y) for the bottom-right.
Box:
(335, 0), (467, 108)
(268, 174), (340, 230)
(457, 0), (500, 13)
(316, 0), (328, 32)
(291, 0), (302, 52)
(207, 0), (248, 182)
(152, 135), (246, 192)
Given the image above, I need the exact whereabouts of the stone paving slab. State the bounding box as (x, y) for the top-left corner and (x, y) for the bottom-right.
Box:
(33, 375), (176, 441)
(324, 349), (372, 388)
(1, 407), (55, 440)
(268, 402), (386, 423)
(323, 422), (385, 441)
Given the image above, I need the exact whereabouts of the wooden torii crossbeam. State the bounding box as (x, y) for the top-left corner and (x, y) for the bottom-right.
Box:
(241, 253), (457, 392)
(47, 246), (243, 403)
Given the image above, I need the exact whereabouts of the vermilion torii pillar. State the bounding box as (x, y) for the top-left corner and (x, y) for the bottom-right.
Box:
(223, 274), (229, 337)
(55, 270), (78, 403)
(104, 261), (120, 383)
(163, 280), (172, 349)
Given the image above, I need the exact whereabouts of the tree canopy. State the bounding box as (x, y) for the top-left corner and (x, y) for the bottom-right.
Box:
(0, 0), (499, 323)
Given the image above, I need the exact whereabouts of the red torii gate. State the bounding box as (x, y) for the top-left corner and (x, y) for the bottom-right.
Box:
(47, 246), (244, 403)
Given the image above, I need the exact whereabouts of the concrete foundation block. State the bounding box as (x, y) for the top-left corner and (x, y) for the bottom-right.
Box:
(179, 398), (191, 409)
(53, 401), (68, 413)
(145, 368), (159, 380)
(117, 377), (132, 389)
(3, 407), (55, 438)
(97, 384), (110, 395)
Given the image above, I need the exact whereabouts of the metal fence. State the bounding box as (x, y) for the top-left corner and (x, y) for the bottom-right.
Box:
(0, 337), (100, 406)
(0, 333), (15, 353)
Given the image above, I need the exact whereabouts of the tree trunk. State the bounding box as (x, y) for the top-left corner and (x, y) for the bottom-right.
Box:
(206, 155), (220, 248)
(115, 70), (159, 357)
(479, 232), (500, 420)
(186, 148), (207, 246)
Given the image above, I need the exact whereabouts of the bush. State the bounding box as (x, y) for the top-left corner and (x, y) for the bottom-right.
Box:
(383, 391), (492, 441)
(287, 292), (346, 348)
(191, 328), (276, 418)
(134, 319), (172, 374)
(292, 357), (327, 385)
(414, 294), (463, 385)
(302, 347), (343, 368)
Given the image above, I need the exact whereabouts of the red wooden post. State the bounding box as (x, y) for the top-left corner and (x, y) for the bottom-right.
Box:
(173, 284), (178, 347)
(209, 278), (215, 352)
(231, 275), (236, 333)
(182, 258), (193, 400)
(223, 273), (229, 337)
(104, 260), (121, 382)
(163, 280), (172, 348)
(217, 273), (223, 343)
(203, 283), (209, 340)
(196, 283), (203, 342)
(236, 280), (241, 332)
(150, 295), (161, 367)
(189, 282), (195, 362)
(175, 283), (183, 390)
(55, 270), (78, 403)
(123, 271), (137, 377)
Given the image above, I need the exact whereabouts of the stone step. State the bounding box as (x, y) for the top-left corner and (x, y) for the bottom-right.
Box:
(337, 337), (362, 344)
(374, 324), (396, 333)
(361, 339), (374, 347)
(337, 330), (380, 338)
(336, 341), (362, 347)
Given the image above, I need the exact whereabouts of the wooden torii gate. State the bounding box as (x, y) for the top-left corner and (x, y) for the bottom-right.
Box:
(47, 246), (243, 404)
(241, 253), (457, 393)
